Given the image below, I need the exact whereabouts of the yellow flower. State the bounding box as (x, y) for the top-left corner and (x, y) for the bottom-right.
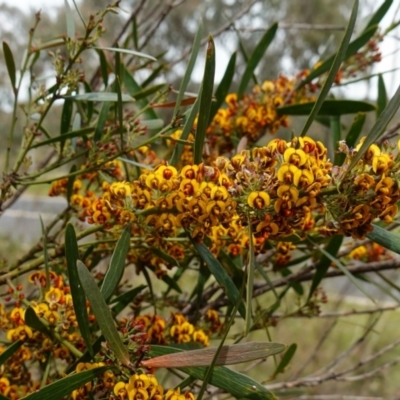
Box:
(210, 185), (229, 201)
(372, 153), (393, 175)
(247, 192), (271, 209)
(193, 329), (210, 346)
(284, 147), (307, 166)
(293, 168), (314, 187)
(154, 165), (178, 180)
(277, 163), (301, 184)
(7, 325), (33, 342)
(45, 287), (63, 305)
(109, 181), (132, 198)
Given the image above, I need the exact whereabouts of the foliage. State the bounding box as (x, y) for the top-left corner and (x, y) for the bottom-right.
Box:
(1, 1), (400, 399)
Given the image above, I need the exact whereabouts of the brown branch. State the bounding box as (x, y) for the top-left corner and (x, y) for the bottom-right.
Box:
(375, 121), (400, 145)
(0, 149), (56, 215)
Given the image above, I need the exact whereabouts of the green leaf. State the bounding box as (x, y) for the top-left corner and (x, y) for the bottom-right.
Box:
(169, 96), (201, 166)
(308, 235), (343, 299)
(271, 343), (297, 378)
(245, 223), (255, 336)
(122, 65), (158, 120)
(300, 0), (359, 137)
(140, 119), (164, 130)
(60, 99), (73, 152)
(93, 46), (156, 61)
(331, 116), (342, 165)
(96, 49), (109, 87)
(364, 0), (392, 31)
(340, 81), (400, 184)
(111, 285), (146, 315)
(65, 224), (93, 357)
(377, 74), (387, 118)
(0, 340), (23, 366)
(66, 165), (77, 205)
(24, 307), (52, 337)
(94, 102), (110, 142)
(114, 47), (123, 143)
(277, 100), (375, 116)
(64, 93), (135, 102)
(150, 246), (179, 268)
(129, 83), (165, 101)
(31, 127), (93, 149)
(39, 216), (50, 291)
(193, 36), (215, 164)
(77, 260), (131, 367)
(148, 345), (278, 400)
(208, 52), (236, 123)
(101, 224), (131, 302)
(345, 112), (366, 148)
(367, 224), (400, 255)
(161, 274), (182, 294)
(238, 22), (278, 98)
(71, 0), (85, 28)
(64, 0), (75, 39)
(2, 41), (16, 90)
(145, 341), (285, 368)
(301, 25), (377, 85)
(312, 238), (376, 303)
(173, 20), (203, 118)
(191, 240), (246, 319)
(21, 366), (109, 400)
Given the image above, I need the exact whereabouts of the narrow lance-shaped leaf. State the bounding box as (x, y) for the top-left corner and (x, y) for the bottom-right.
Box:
(312, 239), (376, 303)
(377, 74), (387, 118)
(331, 116), (343, 165)
(96, 49), (109, 87)
(173, 20), (203, 118)
(301, 25), (377, 86)
(364, 0), (392, 31)
(93, 46), (156, 61)
(2, 41), (16, 90)
(170, 96), (201, 166)
(65, 224), (93, 357)
(101, 224), (131, 302)
(64, 0), (75, 39)
(191, 239), (246, 319)
(64, 93), (135, 102)
(277, 99), (375, 116)
(0, 340), (23, 366)
(94, 102), (110, 142)
(21, 366), (109, 400)
(143, 341), (285, 368)
(271, 343), (297, 379)
(39, 216), (50, 291)
(367, 224), (400, 255)
(193, 36), (215, 164)
(238, 22), (278, 98)
(308, 235), (343, 300)
(245, 222), (255, 336)
(77, 260), (131, 367)
(300, 0), (359, 137)
(60, 99), (73, 152)
(345, 112), (366, 148)
(24, 307), (52, 337)
(340, 82), (400, 185)
(147, 345), (277, 400)
(208, 51), (236, 124)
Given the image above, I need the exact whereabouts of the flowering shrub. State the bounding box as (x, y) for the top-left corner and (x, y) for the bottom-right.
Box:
(1, 0), (400, 399)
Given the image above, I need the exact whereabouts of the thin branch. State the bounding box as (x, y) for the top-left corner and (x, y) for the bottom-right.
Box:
(237, 23), (345, 32)
(375, 121), (400, 145)
(170, 0), (261, 67)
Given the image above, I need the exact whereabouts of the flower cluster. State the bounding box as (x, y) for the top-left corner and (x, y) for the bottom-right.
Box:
(63, 136), (400, 279)
(207, 75), (316, 149)
(131, 311), (222, 347)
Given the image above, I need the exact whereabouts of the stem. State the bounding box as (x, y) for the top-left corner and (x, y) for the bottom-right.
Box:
(1, 224), (103, 283)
